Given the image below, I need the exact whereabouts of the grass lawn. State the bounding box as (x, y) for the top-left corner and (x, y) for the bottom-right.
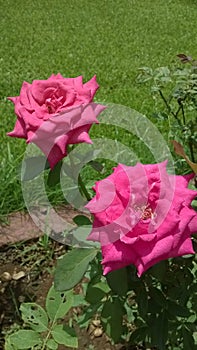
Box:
(0, 0), (197, 218)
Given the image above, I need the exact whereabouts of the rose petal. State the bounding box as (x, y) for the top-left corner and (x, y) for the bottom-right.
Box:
(7, 119), (27, 138)
(83, 75), (99, 99)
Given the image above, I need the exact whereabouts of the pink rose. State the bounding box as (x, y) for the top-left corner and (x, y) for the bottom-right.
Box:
(86, 161), (197, 277)
(7, 74), (105, 168)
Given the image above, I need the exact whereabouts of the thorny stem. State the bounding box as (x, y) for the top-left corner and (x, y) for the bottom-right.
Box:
(68, 148), (91, 202)
(181, 103), (186, 125)
(175, 104), (182, 120)
(159, 90), (196, 162)
(176, 99), (195, 162)
(158, 90), (180, 122)
(177, 98), (186, 125)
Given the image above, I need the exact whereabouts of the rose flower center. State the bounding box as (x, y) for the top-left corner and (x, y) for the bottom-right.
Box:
(45, 93), (63, 114)
(141, 206), (154, 220)
(134, 204), (154, 221)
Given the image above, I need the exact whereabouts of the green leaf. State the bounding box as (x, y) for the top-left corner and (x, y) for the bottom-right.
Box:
(148, 298), (162, 314)
(20, 303), (48, 332)
(47, 160), (62, 187)
(78, 304), (102, 328)
(152, 112), (169, 121)
(136, 286), (148, 318)
(129, 326), (148, 344)
(8, 330), (42, 349)
(86, 281), (110, 304)
(73, 294), (88, 307)
(149, 287), (167, 307)
(188, 314), (196, 323)
(89, 160), (104, 172)
(4, 337), (15, 350)
(167, 300), (190, 318)
(101, 298), (124, 343)
(46, 285), (73, 321)
(150, 311), (168, 350)
(124, 302), (135, 323)
(106, 267), (129, 296)
(193, 331), (197, 344)
(73, 215), (92, 226)
(150, 260), (167, 281)
(54, 248), (97, 291)
(21, 156), (49, 181)
(182, 326), (196, 350)
(51, 324), (78, 348)
(66, 226), (99, 248)
(46, 338), (58, 350)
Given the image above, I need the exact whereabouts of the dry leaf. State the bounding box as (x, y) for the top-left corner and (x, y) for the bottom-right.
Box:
(171, 140), (197, 174)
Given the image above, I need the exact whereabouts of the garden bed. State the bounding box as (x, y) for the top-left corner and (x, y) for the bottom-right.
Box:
(0, 212), (149, 349)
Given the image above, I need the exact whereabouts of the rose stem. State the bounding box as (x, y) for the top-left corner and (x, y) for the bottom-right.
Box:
(78, 173), (92, 201)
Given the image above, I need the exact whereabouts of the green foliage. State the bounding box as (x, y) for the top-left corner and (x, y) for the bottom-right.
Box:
(20, 303), (48, 332)
(5, 285), (77, 350)
(73, 215), (92, 226)
(86, 281), (110, 304)
(5, 330), (42, 349)
(46, 287), (73, 321)
(137, 55), (197, 172)
(182, 326), (196, 350)
(149, 311), (168, 350)
(54, 248), (98, 291)
(4, 204), (197, 350)
(51, 324), (78, 348)
(47, 160), (62, 187)
(46, 339), (58, 350)
(52, 249), (197, 349)
(101, 298), (125, 343)
(106, 267), (129, 296)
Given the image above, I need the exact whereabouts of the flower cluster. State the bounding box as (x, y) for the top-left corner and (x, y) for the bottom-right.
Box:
(8, 74), (197, 277)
